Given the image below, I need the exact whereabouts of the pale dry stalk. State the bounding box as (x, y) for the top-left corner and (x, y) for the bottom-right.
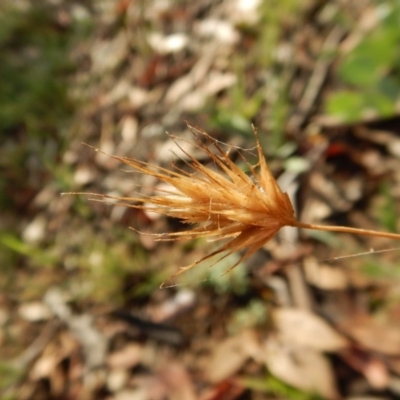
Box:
(65, 123), (400, 285)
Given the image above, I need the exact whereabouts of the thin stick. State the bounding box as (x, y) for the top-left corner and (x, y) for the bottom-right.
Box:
(292, 221), (400, 241)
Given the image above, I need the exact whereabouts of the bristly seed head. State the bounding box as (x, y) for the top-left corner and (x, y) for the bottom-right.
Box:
(87, 123), (298, 284)
(64, 123), (400, 286)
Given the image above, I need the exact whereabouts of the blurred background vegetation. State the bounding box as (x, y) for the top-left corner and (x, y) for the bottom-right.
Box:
(1, 0), (400, 398)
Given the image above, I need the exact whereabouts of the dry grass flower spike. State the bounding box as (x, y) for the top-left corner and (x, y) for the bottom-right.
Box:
(65, 123), (400, 287)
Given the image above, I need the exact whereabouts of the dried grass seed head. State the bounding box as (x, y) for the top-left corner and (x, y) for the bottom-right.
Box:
(64, 124), (400, 285)
(98, 124), (297, 280)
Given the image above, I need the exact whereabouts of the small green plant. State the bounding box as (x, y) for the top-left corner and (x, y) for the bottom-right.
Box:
(0, 3), (76, 138)
(376, 182), (397, 233)
(326, 1), (400, 121)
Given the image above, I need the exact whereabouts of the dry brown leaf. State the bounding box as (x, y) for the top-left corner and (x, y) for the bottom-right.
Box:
(273, 308), (348, 352)
(157, 362), (197, 400)
(114, 388), (149, 400)
(18, 301), (53, 322)
(91, 32), (128, 73)
(106, 369), (129, 393)
(304, 256), (348, 290)
(342, 316), (400, 356)
(29, 332), (77, 381)
(30, 346), (60, 381)
(200, 379), (245, 400)
(205, 330), (261, 383)
(387, 356), (400, 375)
(341, 349), (390, 389)
(121, 115), (138, 144)
(362, 359), (389, 389)
(264, 335), (339, 399)
(107, 343), (143, 369)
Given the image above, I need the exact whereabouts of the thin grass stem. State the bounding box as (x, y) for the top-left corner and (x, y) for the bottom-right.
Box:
(292, 221), (400, 241)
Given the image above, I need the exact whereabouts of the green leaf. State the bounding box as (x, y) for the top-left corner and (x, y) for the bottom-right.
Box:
(377, 183), (397, 232)
(338, 30), (397, 87)
(363, 91), (396, 116)
(325, 91), (364, 122)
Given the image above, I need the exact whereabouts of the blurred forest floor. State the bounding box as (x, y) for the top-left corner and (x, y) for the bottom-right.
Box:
(1, 0), (400, 399)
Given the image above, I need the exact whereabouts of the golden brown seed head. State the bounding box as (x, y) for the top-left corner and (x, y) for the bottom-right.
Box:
(100, 123), (297, 281)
